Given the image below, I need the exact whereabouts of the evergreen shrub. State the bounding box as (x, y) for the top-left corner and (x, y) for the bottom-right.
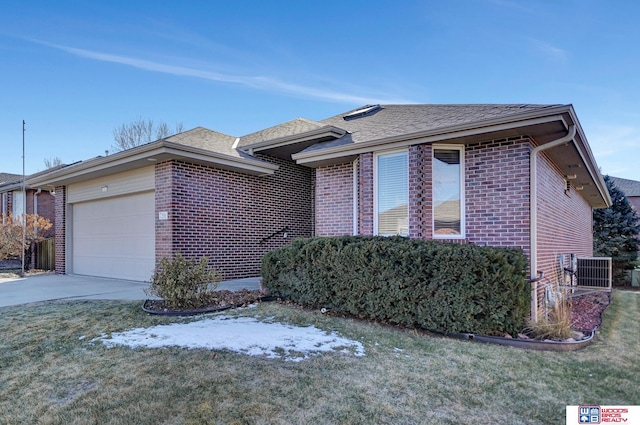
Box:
(261, 236), (529, 336)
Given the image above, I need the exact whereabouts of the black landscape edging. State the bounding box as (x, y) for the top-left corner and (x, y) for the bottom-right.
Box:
(426, 291), (611, 351)
(434, 329), (596, 351)
(141, 296), (277, 316)
(142, 293), (604, 351)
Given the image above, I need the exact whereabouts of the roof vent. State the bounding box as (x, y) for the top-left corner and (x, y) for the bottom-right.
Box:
(343, 104), (381, 120)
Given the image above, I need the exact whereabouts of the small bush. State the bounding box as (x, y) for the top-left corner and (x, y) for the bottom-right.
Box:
(526, 298), (573, 340)
(262, 236), (529, 336)
(146, 253), (221, 309)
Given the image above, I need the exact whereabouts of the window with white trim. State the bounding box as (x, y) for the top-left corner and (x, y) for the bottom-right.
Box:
(12, 190), (25, 218)
(433, 146), (464, 238)
(375, 150), (408, 236)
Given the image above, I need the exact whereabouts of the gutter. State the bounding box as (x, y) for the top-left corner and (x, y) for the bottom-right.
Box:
(529, 124), (576, 322)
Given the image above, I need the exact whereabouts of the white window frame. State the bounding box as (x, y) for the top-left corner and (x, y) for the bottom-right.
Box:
(432, 144), (465, 239)
(373, 149), (409, 236)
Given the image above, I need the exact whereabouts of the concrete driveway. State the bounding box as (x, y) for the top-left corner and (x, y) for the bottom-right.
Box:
(0, 273), (260, 308)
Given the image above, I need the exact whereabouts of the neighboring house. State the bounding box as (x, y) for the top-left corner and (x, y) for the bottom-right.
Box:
(0, 170), (57, 230)
(1, 169), (58, 267)
(609, 176), (640, 252)
(1, 173), (23, 221)
(609, 176), (640, 213)
(28, 104), (611, 301)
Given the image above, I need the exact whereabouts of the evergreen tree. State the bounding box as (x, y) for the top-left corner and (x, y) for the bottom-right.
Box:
(593, 175), (640, 285)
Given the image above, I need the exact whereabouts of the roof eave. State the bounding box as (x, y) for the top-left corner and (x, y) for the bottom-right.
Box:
(293, 112), (569, 165)
(567, 108), (612, 208)
(28, 141), (279, 187)
(292, 104), (611, 209)
(246, 125), (347, 153)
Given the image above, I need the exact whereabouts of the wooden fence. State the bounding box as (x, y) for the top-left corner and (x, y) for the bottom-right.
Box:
(35, 238), (55, 271)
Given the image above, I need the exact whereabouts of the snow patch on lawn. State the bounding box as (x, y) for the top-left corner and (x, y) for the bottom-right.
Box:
(94, 315), (365, 362)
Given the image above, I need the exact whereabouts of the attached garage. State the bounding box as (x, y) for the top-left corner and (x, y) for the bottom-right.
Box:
(67, 167), (155, 281)
(25, 129), (282, 281)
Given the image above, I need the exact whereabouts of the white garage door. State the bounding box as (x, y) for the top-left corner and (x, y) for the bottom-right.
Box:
(72, 191), (155, 281)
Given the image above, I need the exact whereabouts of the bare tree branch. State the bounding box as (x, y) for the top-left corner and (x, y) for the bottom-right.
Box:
(43, 157), (63, 169)
(112, 118), (184, 152)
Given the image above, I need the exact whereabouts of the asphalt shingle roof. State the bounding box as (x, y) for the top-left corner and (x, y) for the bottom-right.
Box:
(610, 176), (640, 197)
(0, 173), (22, 186)
(166, 127), (240, 157)
(298, 104), (562, 153)
(239, 118), (327, 147)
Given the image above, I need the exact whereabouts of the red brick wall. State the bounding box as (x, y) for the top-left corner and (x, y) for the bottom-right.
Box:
(465, 139), (531, 255)
(155, 156), (313, 279)
(54, 186), (66, 274)
(3, 189), (55, 233)
(329, 140), (532, 251)
(358, 153), (374, 235)
(26, 191), (34, 214)
(314, 138), (595, 286)
(4, 192), (12, 216)
(34, 191), (56, 238)
(409, 145), (432, 239)
(628, 196), (640, 213)
(315, 162), (354, 236)
(536, 152), (593, 285)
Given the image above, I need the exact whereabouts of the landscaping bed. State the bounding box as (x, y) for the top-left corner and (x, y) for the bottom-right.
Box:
(570, 291), (611, 333)
(142, 289), (268, 315)
(142, 286), (611, 350)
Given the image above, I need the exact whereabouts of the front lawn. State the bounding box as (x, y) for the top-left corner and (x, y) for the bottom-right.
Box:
(0, 291), (638, 425)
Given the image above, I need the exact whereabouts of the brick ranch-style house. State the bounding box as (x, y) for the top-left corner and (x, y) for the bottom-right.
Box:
(1, 169), (60, 231)
(28, 104), (611, 300)
(1, 170), (57, 269)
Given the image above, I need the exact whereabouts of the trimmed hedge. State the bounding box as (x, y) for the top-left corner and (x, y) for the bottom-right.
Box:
(261, 236), (529, 336)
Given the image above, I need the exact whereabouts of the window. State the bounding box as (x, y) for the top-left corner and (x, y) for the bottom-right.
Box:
(433, 146), (464, 238)
(375, 150), (408, 236)
(12, 190), (25, 218)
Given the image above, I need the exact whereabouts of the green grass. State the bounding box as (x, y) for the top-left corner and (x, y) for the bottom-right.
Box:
(0, 292), (638, 425)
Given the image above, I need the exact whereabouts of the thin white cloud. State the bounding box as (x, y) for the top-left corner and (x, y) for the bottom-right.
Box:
(39, 40), (409, 105)
(587, 124), (640, 180)
(529, 38), (568, 62)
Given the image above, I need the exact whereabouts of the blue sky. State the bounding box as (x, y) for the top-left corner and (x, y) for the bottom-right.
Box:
(1, 0), (639, 181)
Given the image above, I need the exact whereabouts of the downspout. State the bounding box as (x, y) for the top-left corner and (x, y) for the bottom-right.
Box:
(353, 158), (359, 235)
(529, 124), (576, 322)
(34, 188), (41, 216)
